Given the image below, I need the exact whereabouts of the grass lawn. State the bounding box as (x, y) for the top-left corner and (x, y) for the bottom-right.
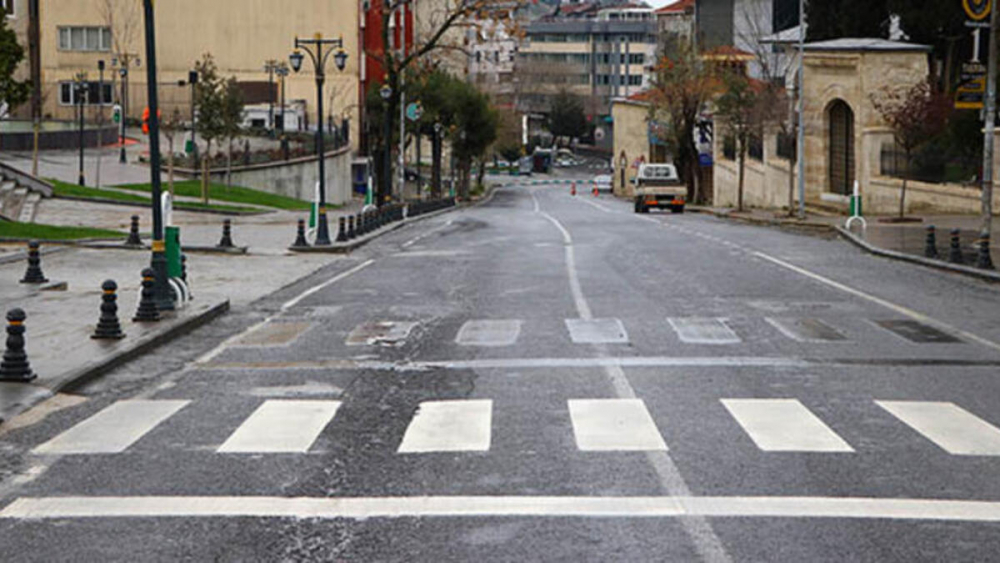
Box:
(48, 179), (261, 214)
(115, 180), (313, 211)
(0, 221), (123, 240)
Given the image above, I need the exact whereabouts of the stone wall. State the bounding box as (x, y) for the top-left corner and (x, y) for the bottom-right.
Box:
(190, 146), (353, 205)
(611, 100), (650, 198)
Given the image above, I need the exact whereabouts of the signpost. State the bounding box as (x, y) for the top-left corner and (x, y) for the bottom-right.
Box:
(966, 0), (998, 268)
(405, 101), (423, 122)
(958, 0), (992, 110)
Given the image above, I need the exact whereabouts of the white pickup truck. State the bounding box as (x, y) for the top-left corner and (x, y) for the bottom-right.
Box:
(633, 163), (686, 214)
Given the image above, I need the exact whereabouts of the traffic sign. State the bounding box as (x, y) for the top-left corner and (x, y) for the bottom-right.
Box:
(112, 104), (122, 124)
(405, 102), (423, 122)
(964, 0), (991, 21)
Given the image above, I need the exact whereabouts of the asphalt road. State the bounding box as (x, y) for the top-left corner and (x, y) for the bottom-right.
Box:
(3, 183), (1000, 561)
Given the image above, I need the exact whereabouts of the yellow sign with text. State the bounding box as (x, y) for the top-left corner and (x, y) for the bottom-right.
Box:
(964, 0), (992, 21)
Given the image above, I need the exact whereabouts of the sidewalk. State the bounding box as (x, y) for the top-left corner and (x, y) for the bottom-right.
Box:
(696, 206), (1000, 275)
(0, 215), (347, 423)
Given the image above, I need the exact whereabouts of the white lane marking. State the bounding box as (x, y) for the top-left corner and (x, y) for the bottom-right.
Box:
(33, 401), (189, 455)
(455, 320), (522, 346)
(574, 196), (616, 214)
(398, 400), (492, 453)
(196, 259), (375, 364)
(534, 189), (730, 561)
(765, 317), (847, 342)
(217, 400), (341, 453)
(8, 496), (1000, 522)
(721, 399), (854, 452)
(876, 401), (1000, 455)
(754, 251), (1000, 354)
(569, 399), (668, 451)
(565, 318), (629, 344)
(668, 318), (741, 344)
(392, 250), (469, 258)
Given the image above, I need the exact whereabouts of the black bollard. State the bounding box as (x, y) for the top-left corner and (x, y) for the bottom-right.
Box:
(217, 219), (235, 248)
(133, 268), (161, 322)
(347, 215), (356, 239)
(0, 308), (35, 382)
(20, 241), (48, 284)
(924, 225), (938, 259)
(949, 229), (964, 264)
(358, 212), (367, 235)
(126, 215), (142, 246)
(292, 219), (310, 248)
(977, 233), (995, 270)
(92, 280), (126, 340)
(180, 253), (188, 282)
(336, 216), (348, 242)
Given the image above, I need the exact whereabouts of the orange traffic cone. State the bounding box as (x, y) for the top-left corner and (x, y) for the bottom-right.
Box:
(592, 186), (599, 197)
(570, 183), (576, 196)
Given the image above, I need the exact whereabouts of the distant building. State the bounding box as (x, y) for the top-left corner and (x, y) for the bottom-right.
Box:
(655, 0), (695, 46)
(695, 0), (799, 80)
(517, 4), (657, 121)
(468, 19), (518, 106)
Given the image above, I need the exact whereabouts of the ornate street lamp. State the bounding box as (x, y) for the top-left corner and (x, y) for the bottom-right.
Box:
(290, 36), (350, 246)
(380, 83), (392, 205)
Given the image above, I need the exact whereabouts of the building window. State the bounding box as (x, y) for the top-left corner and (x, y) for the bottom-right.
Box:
(59, 81), (114, 106)
(3, 0), (15, 16)
(628, 75), (642, 86)
(58, 26), (112, 52)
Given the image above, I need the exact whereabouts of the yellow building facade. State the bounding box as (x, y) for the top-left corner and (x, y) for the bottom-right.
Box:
(33, 0), (361, 144)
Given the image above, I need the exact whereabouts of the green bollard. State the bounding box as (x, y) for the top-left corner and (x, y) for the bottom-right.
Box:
(165, 226), (182, 279)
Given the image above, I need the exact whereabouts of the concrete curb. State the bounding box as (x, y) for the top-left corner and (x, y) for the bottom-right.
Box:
(0, 299), (230, 425)
(77, 241), (250, 255)
(688, 207), (833, 231)
(53, 195), (271, 216)
(0, 245), (71, 266)
(834, 226), (1000, 283)
(288, 190), (497, 254)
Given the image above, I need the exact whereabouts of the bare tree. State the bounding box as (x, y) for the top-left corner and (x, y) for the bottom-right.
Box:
(162, 107), (183, 198)
(96, 0), (142, 57)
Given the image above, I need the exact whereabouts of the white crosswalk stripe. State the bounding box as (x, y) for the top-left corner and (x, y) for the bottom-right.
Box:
(398, 400), (493, 453)
(34, 400), (189, 455)
(668, 318), (741, 344)
(568, 399), (668, 451)
(721, 399), (854, 452)
(218, 400), (342, 453)
(456, 320), (522, 346)
(876, 401), (1000, 455)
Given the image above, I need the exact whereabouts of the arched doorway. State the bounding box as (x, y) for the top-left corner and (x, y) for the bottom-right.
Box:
(828, 100), (855, 195)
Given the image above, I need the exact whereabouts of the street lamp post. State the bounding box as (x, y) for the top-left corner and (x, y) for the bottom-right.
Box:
(264, 59), (280, 135)
(290, 36), (349, 246)
(113, 53), (140, 164)
(96, 60), (105, 189)
(433, 121), (442, 197)
(380, 83), (392, 206)
(74, 73), (88, 186)
(276, 63), (290, 160)
(188, 70), (198, 163)
(141, 0), (171, 311)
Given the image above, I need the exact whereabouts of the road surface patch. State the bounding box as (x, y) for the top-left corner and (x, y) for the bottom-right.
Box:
(874, 320), (962, 344)
(217, 400), (342, 453)
(33, 400), (189, 455)
(565, 318), (629, 344)
(668, 318), (741, 344)
(455, 320), (522, 347)
(721, 399), (854, 452)
(232, 321), (312, 347)
(765, 318), (847, 342)
(568, 399), (668, 451)
(876, 401), (1000, 455)
(346, 321), (419, 346)
(398, 400), (493, 453)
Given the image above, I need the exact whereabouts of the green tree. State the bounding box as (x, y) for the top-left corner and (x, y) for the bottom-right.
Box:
(891, 0), (967, 94)
(714, 71), (762, 212)
(194, 54), (226, 204)
(547, 90), (587, 141)
(451, 81), (498, 199)
(806, 0), (890, 41)
(0, 14), (29, 124)
(870, 78), (951, 218)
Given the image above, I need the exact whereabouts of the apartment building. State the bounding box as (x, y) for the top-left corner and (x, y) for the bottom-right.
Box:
(27, 0), (361, 144)
(517, 4), (657, 119)
(695, 0), (799, 80)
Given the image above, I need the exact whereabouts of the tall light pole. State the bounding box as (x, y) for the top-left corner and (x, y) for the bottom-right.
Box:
(264, 59), (280, 135)
(142, 0), (171, 311)
(290, 35), (349, 246)
(113, 53), (140, 164)
(187, 69), (199, 163)
(980, 1), (998, 269)
(381, 83), (392, 206)
(796, 0), (806, 219)
(276, 63), (290, 159)
(74, 73), (88, 186)
(96, 60), (105, 189)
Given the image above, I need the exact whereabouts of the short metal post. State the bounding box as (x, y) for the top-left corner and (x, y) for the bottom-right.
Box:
(133, 268), (161, 322)
(92, 280), (125, 339)
(977, 233), (995, 270)
(336, 216), (348, 242)
(924, 225), (938, 259)
(0, 308), (35, 382)
(20, 241), (47, 284)
(292, 219), (310, 248)
(126, 215), (142, 246)
(217, 219), (235, 248)
(949, 229), (964, 264)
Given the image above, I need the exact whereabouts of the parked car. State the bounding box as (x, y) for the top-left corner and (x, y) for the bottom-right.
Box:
(592, 174), (612, 192)
(633, 163), (686, 213)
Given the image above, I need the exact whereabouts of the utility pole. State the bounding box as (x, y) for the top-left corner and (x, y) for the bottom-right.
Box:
(796, 0), (806, 219)
(96, 60), (105, 189)
(398, 4), (407, 201)
(980, 1), (998, 268)
(28, 0), (40, 178)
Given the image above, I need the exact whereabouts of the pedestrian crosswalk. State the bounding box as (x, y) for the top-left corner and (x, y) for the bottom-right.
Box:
(344, 317), (964, 347)
(34, 398), (1000, 459)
